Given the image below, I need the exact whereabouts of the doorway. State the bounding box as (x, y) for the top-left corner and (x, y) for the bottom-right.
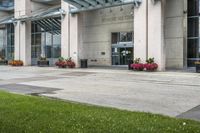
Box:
(111, 32), (133, 66)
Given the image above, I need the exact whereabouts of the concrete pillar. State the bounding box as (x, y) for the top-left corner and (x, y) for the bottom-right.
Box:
(61, 0), (82, 67)
(69, 14), (81, 67)
(134, 0), (147, 63)
(61, 1), (70, 58)
(134, 0), (165, 71)
(148, 0), (165, 71)
(14, 0), (32, 65)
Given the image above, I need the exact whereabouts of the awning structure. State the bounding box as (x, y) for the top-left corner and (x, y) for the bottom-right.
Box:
(15, 6), (64, 35)
(32, 18), (61, 35)
(16, 6), (65, 22)
(32, 0), (61, 5)
(64, 0), (142, 13)
(0, 15), (14, 25)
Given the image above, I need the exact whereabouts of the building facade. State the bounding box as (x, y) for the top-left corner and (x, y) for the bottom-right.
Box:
(0, 0), (197, 71)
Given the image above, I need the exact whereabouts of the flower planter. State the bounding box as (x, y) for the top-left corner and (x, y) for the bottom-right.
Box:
(131, 63), (144, 71)
(144, 63), (158, 72)
(37, 60), (49, 67)
(55, 57), (76, 69)
(196, 64), (200, 73)
(9, 60), (23, 66)
(0, 60), (8, 65)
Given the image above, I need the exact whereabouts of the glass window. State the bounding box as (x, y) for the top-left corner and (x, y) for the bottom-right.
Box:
(188, 0), (200, 16)
(120, 32), (127, 42)
(31, 18), (61, 59)
(112, 32), (133, 44)
(188, 17), (199, 37)
(187, 0), (200, 67)
(6, 23), (14, 60)
(112, 33), (119, 44)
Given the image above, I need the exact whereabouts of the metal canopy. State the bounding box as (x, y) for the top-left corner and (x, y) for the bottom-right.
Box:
(64, 0), (142, 13)
(16, 6), (65, 22)
(32, 17), (61, 35)
(31, 0), (61, 5)
(0, 15), (14, 25)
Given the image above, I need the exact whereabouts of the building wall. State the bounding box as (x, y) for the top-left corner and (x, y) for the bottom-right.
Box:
(79, 5), (134, 66)
(164, 0), (187, 69)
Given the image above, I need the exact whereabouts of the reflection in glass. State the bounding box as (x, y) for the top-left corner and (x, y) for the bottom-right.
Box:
(31, 17), (61, 61)
(188, 0), (200, 67)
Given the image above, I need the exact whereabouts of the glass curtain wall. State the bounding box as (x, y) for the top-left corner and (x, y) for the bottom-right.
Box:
(6, 23), (14, 60)
(0, 24), (14, 60)
(188, 0), (200, 67)
(0, 29), (5, 59)
(31, 17), (61, 65)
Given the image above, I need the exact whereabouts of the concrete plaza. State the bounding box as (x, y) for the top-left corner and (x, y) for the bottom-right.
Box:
(0, 66), (200, 121)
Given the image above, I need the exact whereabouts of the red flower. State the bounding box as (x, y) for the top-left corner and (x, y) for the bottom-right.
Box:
(144, 63), (158, 71)
(131, 63), (144, 71)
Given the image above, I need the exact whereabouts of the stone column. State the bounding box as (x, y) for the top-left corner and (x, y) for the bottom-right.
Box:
(61, 1), (70, 59)
(148, 0), (165, 71)
(69, 13), (82, 67)
(134, 0), (165, 71)
(61, 0), (82, 67)
(14, 0), (32, 65)
(134, 0), (147, 63)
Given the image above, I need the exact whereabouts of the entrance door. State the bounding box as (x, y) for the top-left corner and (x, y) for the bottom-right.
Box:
(112, 47), (133, 65)
(111, 32), (133, 65)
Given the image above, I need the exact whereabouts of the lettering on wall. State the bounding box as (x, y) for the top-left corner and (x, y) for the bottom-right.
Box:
(102, 15), (133, 23)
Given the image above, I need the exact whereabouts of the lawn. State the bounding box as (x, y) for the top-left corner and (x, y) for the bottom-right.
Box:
(0, 91), (200, 133)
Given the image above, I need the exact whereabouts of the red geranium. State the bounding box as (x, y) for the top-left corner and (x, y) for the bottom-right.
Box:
(144, 58), (158, 71)
(131, 63), (144, 71)
(144, 63), (158, 71)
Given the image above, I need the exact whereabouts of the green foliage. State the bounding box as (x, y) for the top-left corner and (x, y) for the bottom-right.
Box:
(133, 58), (141, 64)
(58, 57), (65, 62)
(146, 58), (155, 64)
(38, 56), (47, 61)
(0, 91), (200, 133)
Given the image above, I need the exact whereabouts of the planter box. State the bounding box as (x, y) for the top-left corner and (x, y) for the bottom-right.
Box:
(37, 60), (49, 67)
(0, 60), (8, 65)
(196, 64), (200, 73)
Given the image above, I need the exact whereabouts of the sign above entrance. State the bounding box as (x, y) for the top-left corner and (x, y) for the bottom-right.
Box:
(64, 0), (142, 13)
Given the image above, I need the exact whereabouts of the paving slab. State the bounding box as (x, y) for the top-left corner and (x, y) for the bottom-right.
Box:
(177, 105), (200, 122)
(0, 66), (200, 120)
(0, 84), (61, 95)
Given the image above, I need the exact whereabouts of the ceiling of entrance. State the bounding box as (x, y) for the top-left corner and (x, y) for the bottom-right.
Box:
(64, 0), (142, 13)
(32, 0), (61, 5)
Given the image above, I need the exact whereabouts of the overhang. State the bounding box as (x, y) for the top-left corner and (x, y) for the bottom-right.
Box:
(64, 0), (142, 13)
(31, 0), (61, 5)
(16, 6), (65, 22)
(0, 15), (14, 25)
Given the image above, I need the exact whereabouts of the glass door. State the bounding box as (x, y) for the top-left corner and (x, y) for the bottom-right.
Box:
(112, 47), (133, 65)
(111, 32), (133, 66)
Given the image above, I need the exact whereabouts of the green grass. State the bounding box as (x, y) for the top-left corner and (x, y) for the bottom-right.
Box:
(0, 91), (200, 133)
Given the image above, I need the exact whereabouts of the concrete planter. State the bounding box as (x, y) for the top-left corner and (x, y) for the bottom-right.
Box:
(0, 60), (8, 65)
(37, 60), (49, 67)
(196, 64), (200, 73)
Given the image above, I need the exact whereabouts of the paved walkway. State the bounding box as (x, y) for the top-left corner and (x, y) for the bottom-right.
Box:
(0, 66), (200, 121)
